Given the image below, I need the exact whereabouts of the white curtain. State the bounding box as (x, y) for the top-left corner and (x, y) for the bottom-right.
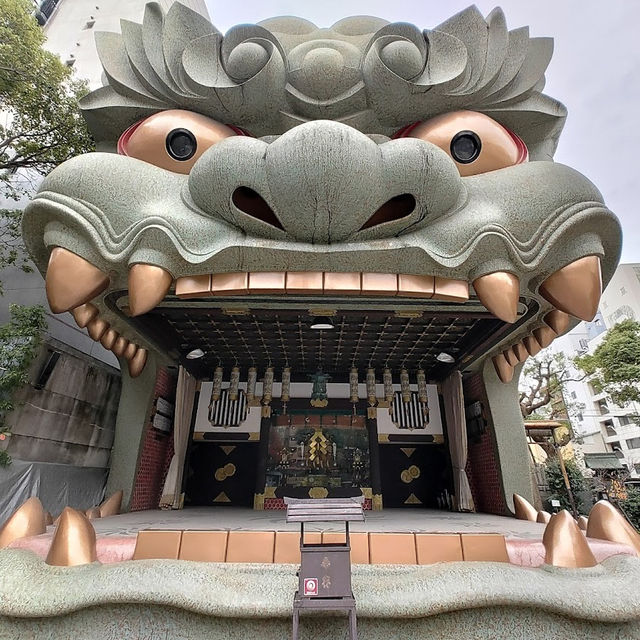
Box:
(442, 371), (475, 512)
(160, 366), (197, 509)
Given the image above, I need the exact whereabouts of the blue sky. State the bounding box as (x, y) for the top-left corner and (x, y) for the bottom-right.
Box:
(205, 0), (640, 263)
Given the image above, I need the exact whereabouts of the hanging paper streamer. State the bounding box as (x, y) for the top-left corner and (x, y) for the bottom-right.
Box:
(262, 367), (274, 404)
(281, 367), (291, 402)
(229, 366), (240, 401)
(349, 367), (359, 403)
(246, 367), (257, 402)
(212, 366), (223, 402)
(417, 369), (428, 404)
(366, 368), (376, 406)
(400, 368), (411, 403)
(383, 368), (393, 402)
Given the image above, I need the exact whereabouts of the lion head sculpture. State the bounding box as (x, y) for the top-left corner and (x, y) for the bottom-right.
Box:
(22, 3), (622, 382)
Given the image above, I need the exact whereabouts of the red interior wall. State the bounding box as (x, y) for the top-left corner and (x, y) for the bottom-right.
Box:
(130, 368), (177, 511)
(463, 372), (508, 515)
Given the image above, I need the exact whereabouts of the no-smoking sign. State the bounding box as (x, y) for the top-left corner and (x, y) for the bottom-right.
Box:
(303, 577), (318, 596)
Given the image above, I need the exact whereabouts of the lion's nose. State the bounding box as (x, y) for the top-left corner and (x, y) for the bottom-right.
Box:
(189, 120), (462, 243)
(231, 185), (417, 239)
(262, 121), (393, 242)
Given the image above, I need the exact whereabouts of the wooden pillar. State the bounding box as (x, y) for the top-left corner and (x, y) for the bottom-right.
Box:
(366, 411), (383, 510)
(253, 414), (272, 509)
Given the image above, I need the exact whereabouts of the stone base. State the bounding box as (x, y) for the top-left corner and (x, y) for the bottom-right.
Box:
(1, 550), (639, 638)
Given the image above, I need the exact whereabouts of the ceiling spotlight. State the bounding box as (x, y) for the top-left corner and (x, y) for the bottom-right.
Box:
(436, 352), (455, 363)
(186, 348), (205, 359)
(310, 316), (335, 330)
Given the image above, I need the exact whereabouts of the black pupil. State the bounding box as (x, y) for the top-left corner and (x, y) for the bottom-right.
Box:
(166, 129), (197, 161)
(450, 130), (481, 164)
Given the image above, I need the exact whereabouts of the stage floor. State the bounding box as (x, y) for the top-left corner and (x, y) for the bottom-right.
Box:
(91, 507), (546, 539)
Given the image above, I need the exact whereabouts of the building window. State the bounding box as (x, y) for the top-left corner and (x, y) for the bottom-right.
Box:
(570, 391), (577, 399)
(634, 463), (640, 474)
(626, 437), (640, 450)
(65, 58), (75, 67)
(577, 412), (583, 421)
(618, 415), (634, 426)
(83, 19), (95, 29)
(620, 287), (626, 295)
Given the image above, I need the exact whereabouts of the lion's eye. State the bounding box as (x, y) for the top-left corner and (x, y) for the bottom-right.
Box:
(395, 110), (527, 177)
(118, 109), (241, 174)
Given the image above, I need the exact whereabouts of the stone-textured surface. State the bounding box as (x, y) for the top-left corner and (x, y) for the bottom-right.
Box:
(105, 351), (159, 511)
(482, 359), (535, 511)
(2, 603), (640, 640)
(19, 3), (624, 553)
(78, 5), (566, 157)
(0, 550), (639, 638)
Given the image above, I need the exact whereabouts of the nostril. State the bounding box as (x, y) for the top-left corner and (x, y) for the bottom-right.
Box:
(232, 186), (284, 230)
(359, 193), (416, 231)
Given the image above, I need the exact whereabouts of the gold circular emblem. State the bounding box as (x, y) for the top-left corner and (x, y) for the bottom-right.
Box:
(400, 470), (412, 484)
(223, 463), (236, 477)
(214, 468), (226, 482)
(408, 465), (421, 479)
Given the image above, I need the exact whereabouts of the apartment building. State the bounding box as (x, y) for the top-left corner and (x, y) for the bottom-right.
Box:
(550, 264), (640, 478)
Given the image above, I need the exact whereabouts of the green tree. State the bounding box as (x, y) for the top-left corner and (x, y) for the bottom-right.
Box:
(619, 485), (640, 531)
(0, 0), (94, 283)
(545, 457), (588, 514)
(0, 304), (46, 467)
(575, 319), (640, 406)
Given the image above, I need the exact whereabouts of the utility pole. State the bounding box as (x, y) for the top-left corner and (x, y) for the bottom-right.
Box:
(553, 429), (578, 517)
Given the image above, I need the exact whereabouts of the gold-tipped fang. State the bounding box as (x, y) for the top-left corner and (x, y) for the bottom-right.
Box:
(45, 248), (109, 314)
(513, 494), (537, 521)
(0, 497), (46, 548)
(45, 507), (98, 566)
(539, 256), (602, 321)
(472, 272), (519, 323)
(128, 264), (173, 316)
(542, 510), (597, 568)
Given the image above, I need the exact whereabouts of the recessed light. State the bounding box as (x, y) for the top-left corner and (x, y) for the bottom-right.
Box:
(436, 352), (455, 363)
(186, 348), (205, 359)
(310, 316), (335, 330)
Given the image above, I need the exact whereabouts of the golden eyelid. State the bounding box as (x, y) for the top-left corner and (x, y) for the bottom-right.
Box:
(124, 109), (236, 174)
(407, 110), (522, 177)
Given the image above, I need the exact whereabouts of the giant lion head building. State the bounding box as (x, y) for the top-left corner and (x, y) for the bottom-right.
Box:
(4, 4), (639, 638)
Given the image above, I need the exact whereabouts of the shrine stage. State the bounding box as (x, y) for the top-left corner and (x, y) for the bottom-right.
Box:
(89, 506), (546, 538)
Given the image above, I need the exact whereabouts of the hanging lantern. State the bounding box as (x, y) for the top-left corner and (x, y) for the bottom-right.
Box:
(212, 366), (223, 402)
(246, 367), (257, 402)
(349, 367), (359, 403)
(417, 369), (428, 404)
(400, 368), (411, 403)
(366, 368), (377, 406)
(229, 366), (240, 401)
(383, 368), (393, 403)
(281, 367), (291, 403)
(262, 367), (274, 404)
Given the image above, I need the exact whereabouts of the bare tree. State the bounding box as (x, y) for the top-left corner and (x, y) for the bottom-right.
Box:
(519, 351), (585, 420)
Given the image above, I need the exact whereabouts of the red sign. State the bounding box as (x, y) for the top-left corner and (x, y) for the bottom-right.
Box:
(303, 577), (318, 596)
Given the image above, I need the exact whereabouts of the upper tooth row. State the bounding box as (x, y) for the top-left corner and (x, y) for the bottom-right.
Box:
(174, 271), (470, 302)
(43, 248), (603, 368)
(491, 256), (603, 383)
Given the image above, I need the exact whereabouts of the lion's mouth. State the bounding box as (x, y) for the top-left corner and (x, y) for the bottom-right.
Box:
(42, 244), (605, 386)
